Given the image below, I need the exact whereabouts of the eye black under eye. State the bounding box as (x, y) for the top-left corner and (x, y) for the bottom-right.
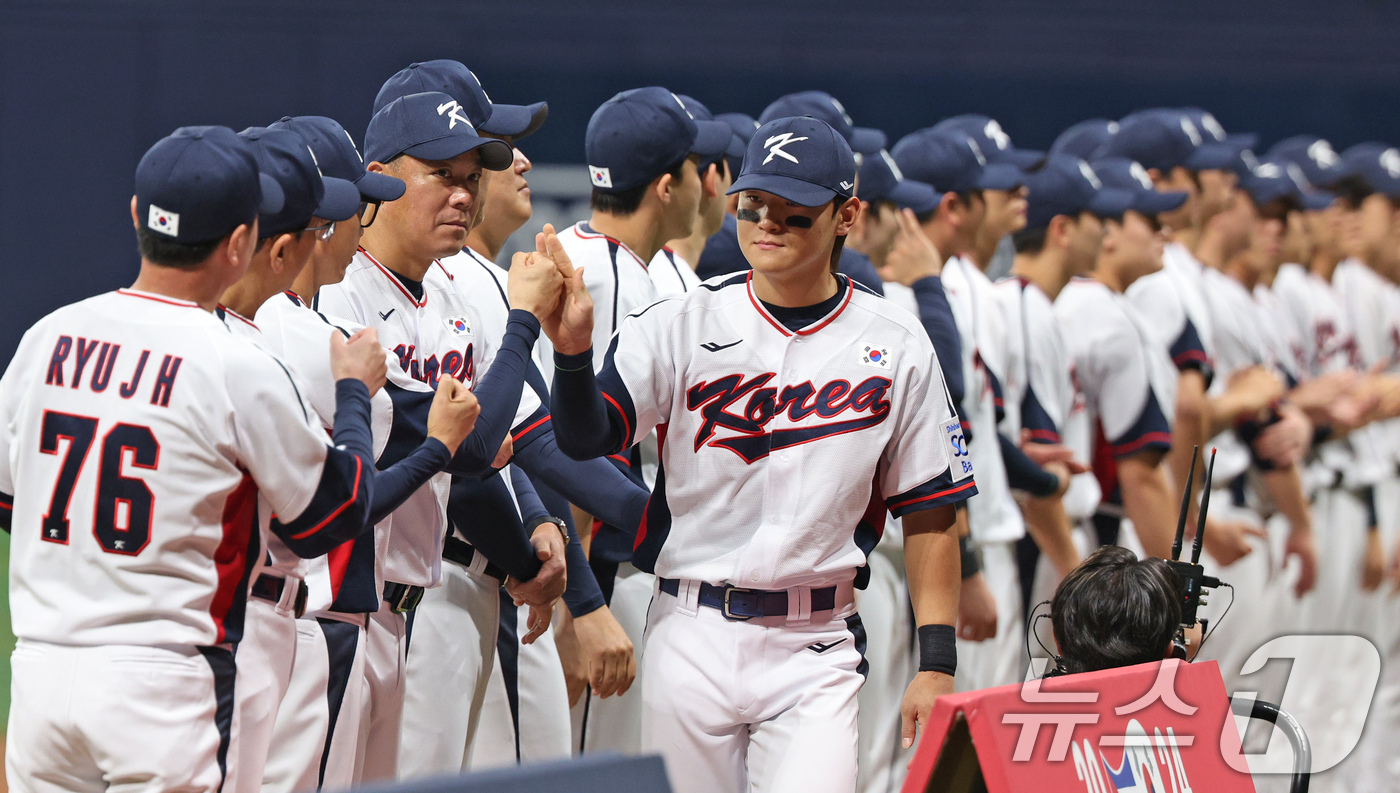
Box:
(736, 208), (761, 223)
(785, 215), (813, 229)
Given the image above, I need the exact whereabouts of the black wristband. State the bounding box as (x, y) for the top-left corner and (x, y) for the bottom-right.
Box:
(959, 535), (980, 579)
(918, 624), (958, 675)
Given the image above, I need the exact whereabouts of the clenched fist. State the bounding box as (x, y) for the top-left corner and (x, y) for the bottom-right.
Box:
(426, 375), (479, 451)
(329, 328), (387, 395)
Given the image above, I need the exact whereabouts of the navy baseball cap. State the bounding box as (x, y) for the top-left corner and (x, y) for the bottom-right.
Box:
(858, 150), (943, 214)
(678, 95), (746, 165)
(932, 114), (1044, 169)
(373, 60), (548, 140)
(758, 91), (885, 156)
(1180, 109), (1258, 152)
(1337, 143), (1400, 198)
(890, 128), (1022, 194)
(1022, 156), (1135, 229)
(1051, 119), (1119, 160)
(1096, 110), (1235, 173)
(1089, 157), (1189, 215)
(1265, 135), (1343, 191)
(239, 127), (360, 238)
(1241, 160), (1333, 211)
(727, 116), (857, 207)
(585, 86), (731, 193)
(716, 112), (760, 178)
(271, 116), (406, 203)
(136, 126), (283, 245)
(364, 91), (513, 171)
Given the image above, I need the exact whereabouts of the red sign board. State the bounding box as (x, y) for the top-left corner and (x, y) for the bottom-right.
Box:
(902, 659), (1255, 793)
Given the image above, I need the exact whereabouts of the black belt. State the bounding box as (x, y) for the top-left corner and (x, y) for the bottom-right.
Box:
(251, 574), (308, 619)
(383, 582), (425, 614)
(442, 536), (506, 580)
(658, 578), (838, 621)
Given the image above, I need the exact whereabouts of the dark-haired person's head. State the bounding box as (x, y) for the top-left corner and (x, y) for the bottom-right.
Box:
(1050, 546), (1181, 676)
(584, 87), (731, 247)
(728, 116), (860, 276)
(132, 126), (284, 294)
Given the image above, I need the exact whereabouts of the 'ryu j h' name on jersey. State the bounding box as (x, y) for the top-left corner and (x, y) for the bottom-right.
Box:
(601, 273), (975, 590)
(0, 290), (340, 647)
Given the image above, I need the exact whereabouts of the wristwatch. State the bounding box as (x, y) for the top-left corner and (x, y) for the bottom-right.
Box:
(529, 515), (571, 547)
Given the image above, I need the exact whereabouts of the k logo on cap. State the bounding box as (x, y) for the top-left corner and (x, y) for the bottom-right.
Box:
(437, 100), (474, 131)
(763, 133), (808, 165)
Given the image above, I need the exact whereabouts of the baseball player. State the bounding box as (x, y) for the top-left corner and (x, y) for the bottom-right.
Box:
(649, 95), (746, 299)
(315, 89), (571, 783)
(0, 125), (382, 792)
(1053, 156), (1181, 562)
(999, 156), (1154, 635)
(539, 114), (975, 793)
(697, 112), (761, 281)
(366, 63), (654, 773)
(556, 85), (732, 755)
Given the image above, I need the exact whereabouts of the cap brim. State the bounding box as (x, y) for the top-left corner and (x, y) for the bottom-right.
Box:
(1185, 142), (1238, 171)
(887, 179), (943, 214)
(354, 170), (407, 202)
(258, 173), (286, 215)
(403, 135), (515, 171)
(1087, 187), (1137, 218)
(978, 163), (1025, 190)
(691, 120), (734, 158)
(479, 101), (549, 140)
(1130, 189), (1187, 215)
(998, 148), (1047, 169)
(850, 127), (888, 156)
(316, 177), (362, 222)
(725, 134), (747, 160)
(728, 172), (840, 207)
(1228, 132), (1259, 151)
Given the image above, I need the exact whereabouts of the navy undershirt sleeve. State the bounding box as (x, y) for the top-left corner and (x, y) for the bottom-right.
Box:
(550, 349), (629, 459)
(531, 474), (607, 616)
(368, 438), (451, 525)
(999, 433), (1060, 497)
(509, 465), (549, 525)
(447, 310), (542, 474)
(911, 276), (965, 414)
(446, 473), (541, 581)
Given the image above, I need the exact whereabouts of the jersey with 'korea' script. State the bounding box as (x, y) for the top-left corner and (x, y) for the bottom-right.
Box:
(0, 290), (338, 647)
(316, 250), (543, 587)
(596, 272), (975, 590)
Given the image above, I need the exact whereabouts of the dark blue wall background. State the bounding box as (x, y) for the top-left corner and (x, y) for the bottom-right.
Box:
(3, 0), (1400, 367)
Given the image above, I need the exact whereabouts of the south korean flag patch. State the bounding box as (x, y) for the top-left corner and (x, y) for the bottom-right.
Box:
(443, 315), (472, 336)
(860, 344), (891, 369)
(588, 165), (613, 189)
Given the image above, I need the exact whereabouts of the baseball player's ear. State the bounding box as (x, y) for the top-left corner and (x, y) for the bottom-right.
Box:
(835, 196), (861, 234)
(129, 196), (139, 229)
(701, 163), (720, 198)
(366, 160), (388, 175)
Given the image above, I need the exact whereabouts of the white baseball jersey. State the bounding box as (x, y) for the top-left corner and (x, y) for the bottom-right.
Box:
(995, 276), (1074, 444)
(1332, 259), (1397, 487)
(1127, 242), (1214, 376)
(941, 256), (1024, 544)
(253, 291), (438, 615)
(1271, 262), (1365, 487)
(1056, 278), (1175, 506)
(316, 249), (543, 587)
(1197, 270), (1277, 483)
(559, 221), (662, 370)
(215, 305), (314, 587)
(1253, 280), (1304, 387)
(0, 289), (339, 647)
(649, 247), (702, 298)
(593, 272), (975, 590)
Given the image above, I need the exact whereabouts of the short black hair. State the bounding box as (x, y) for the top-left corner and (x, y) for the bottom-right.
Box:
(1051, 545), (1181, 675)
(1331, 174), (1373, 210)
(590, 156), (690, 217)
(136, 226), (223, 269)
(1011, 224), (1049, 254)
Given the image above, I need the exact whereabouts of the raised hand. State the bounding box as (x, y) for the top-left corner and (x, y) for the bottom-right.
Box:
(329, 328), (388, 396)
(878, 208), (943, 286)
(536, 223), (595, 356)
(426, 375), (479, 451)
(507, 238), (565, 320)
